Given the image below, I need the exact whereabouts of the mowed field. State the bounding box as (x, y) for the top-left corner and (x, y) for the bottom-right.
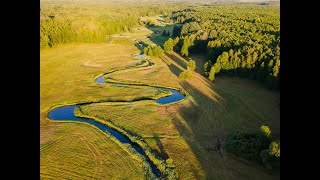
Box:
(40, 43), (170, 179)
(83, 50), (280, 179)
(40, 16), (280, 179)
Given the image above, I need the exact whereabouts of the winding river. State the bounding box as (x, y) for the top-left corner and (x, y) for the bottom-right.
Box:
(47, 55), (186, 178)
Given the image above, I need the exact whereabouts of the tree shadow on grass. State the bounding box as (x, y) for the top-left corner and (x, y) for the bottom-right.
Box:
(168, 63), (182, 77)
(152, 133), (169, 159)
(141, 18), (279, 179)
(159, 56), (183, 77)
(165, 52), (187, 70)
(158, 50), (275, 178)
(160, 50), (228, 178)
(169, 79), (228, 178)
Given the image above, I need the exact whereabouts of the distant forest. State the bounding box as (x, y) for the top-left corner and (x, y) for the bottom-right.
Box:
(40, 2), (180, 48)
(165, 4), (280, 89)
(41, 1), (279, 89)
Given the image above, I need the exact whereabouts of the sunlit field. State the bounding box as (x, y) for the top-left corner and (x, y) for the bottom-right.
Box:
(41, 0), (280, 179)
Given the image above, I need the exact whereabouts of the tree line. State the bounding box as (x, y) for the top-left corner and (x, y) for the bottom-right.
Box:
(40, 1), (181, 48)
(163, 4), (280, 89)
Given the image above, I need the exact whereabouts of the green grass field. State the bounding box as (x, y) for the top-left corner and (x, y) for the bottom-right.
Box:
(82, 50), (280, 179)
(41, 16), (279, 179)
(40, 123), (145, 179)
(40, 43), (172, 179)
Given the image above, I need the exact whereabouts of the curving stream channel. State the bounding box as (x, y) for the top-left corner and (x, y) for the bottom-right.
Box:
(47, 55), (186, 178)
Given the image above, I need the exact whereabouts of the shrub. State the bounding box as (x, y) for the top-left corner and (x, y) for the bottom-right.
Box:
(187, 60), (196, 71)
(259, 141), (280, 169)
(260, 125), (271, 137)
(144, 45), (164, 57)
(224, 131), (266, 161)
(178, 70), (193, 80)
(224, 125), (279, 169)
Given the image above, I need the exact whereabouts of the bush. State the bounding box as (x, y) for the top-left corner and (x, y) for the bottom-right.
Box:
(144, 45), (164, 57)
(260, 125), (271, 137)
(224, 125), (279, 169)
(178, 70), (193, 80)
(153, 46), (164, 57)
(187, 60), (196, 71)
(224, 131), (267, 161)
(259, 141), (280, 169)
(269, 141), (280, 158)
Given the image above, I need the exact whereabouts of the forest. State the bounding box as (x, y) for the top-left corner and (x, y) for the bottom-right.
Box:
(40, 1), (180, 48)
(163, 4), (280, 89)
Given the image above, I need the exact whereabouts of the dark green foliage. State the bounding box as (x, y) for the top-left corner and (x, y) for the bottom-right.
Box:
(259, 141), (280, 169)
(204, 60), (212, 76)
(162, 30), (167, 36)
(224, 125), (280, 169)
(162, 30), (171, 37)
(259, 149), (273, 169)
(224, 131), (270, 161)
(171, 4), (280, 89)
(172, 25), (182, 37)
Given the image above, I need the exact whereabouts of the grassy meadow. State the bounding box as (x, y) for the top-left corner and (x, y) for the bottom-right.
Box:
(40, 43), (173, 179)
(41, 7), (279, 180)
(40, 122), (145, 179)
(81, 49), (280, 179)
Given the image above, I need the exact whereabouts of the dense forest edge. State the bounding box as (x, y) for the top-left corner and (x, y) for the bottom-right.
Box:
(162, 4), (280, 89)
(41, 2), (279, 89)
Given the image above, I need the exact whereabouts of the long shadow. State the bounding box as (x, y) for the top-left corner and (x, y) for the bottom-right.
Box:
(171, 79), (228, 178)
(144, 20), (225, 178)
(162, 49), (228, 178)
(168, 62), (182, 77)
(173, 73), (279, 178)
(188, 53), (207, 75)
(165, 52), (187, 70)
(144, 19), (279, 179)
(173, 76), (279, 178)
(152, 133), (169, 159)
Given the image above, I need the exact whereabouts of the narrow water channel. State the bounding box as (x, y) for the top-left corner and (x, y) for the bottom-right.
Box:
(47, 55), (186, 178)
